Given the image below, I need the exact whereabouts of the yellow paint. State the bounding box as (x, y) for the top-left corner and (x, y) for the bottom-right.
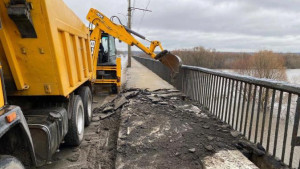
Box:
(96, 66), (117, 71)
(95, 79), (118, 84)
(0, 0), (93, 96)
(94, 57), (121, 87)
(116, 57), (121, 87)
(0, 74), (4, 108)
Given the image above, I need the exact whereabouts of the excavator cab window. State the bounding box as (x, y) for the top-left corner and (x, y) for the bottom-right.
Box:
(97, 34), (117, 66)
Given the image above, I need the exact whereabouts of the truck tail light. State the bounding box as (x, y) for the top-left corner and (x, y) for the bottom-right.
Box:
(6, 112), (16, 123)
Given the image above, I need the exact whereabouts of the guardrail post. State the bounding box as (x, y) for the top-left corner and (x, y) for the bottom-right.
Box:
(289, 96), (300, 167)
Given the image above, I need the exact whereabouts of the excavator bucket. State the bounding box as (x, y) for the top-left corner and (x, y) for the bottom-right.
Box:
(155, 50), (182, 75)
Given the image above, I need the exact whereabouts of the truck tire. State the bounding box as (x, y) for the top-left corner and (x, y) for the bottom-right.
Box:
(0, 155), (24, 169)
(78, 86), (93, 126)
(64, 95), (85, 146)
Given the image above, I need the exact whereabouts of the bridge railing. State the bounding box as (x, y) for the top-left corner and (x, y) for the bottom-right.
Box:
(134, 56), (300, 168)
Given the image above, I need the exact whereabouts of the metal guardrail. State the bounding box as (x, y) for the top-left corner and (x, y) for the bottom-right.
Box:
(134, 56), (300, 168)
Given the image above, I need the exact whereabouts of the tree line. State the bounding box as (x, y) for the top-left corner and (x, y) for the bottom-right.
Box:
(170, 46), (300, 70)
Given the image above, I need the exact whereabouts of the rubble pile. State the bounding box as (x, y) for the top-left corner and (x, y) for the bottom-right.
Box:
(113, 88), (266, 168)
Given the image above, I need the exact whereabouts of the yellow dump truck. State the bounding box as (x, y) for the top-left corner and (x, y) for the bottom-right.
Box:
(0, 0), (94, 167)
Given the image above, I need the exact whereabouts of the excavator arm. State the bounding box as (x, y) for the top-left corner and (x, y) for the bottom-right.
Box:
(86, 8), (181, 77)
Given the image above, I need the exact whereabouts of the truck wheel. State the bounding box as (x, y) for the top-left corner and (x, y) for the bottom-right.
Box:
(0, 155), (24, 169)
(65, 95), (85, 146)
(78, 86), (93, 126)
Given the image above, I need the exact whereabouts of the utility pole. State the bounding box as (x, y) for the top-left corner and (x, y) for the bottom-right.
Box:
(127, 0), (132, 67)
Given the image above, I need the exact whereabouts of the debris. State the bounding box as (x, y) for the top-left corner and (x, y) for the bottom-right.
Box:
(175, 152), (180, 156)
(141, 89), (151, 95)
(96, 128), (101, 134)
(256, 143), (265, 152)
(124, 91), (140, 99)
(119, 135), (127, 140)
(205, 145), (214, 151)
(152, 88), (165, 92)
(103, 106), (114, 113)
(170, 97), (178, 100)
(141, 98), (148, 101)
(158, 92), (182, 98)
(207, 136), (214, 141)
(219, 124), (230, 129)
(197, 113), (208, 118)
(114, 96), (128, 110)
(152, 89), (169, 94)
(189, 148), (196, 153)
(237, 140), (265, 156)
(100, 112), (116, 119)
(85, 137), (91, 141)
(67, 153), (80, 162)
(188, 105), (201, 114)
(215, 142), (226, 148)
(92, 116), (100, 122)
(177, 104), (189, 109)
(203, 125), (210, 129)
(147, 96), (161, 103)
(230, 131), (240, 138)
(158, 101), (168, 105)
(167, 89), (180, 93)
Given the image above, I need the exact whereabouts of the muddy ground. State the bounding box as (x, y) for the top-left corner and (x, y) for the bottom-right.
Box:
(39, 93), (119, 169)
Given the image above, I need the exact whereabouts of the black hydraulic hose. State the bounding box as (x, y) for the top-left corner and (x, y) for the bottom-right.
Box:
(124, 26), (146, 40)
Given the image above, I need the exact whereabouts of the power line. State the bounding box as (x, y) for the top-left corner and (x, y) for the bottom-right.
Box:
(138, 0), (151, 31)
(132, 0), (136, 24)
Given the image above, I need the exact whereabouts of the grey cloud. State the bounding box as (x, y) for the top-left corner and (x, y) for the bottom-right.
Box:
(63, 0), (300, 52)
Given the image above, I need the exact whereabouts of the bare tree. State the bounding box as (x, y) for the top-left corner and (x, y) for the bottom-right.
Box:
(236, 50), (287, 109)
(243, 50), (287, 81)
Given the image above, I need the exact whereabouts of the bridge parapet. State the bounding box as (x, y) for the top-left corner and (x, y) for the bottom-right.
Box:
(134, 56), (300, 168)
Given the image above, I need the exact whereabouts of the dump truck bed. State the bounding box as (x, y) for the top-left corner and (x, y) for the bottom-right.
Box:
(0, 0), (92, 96)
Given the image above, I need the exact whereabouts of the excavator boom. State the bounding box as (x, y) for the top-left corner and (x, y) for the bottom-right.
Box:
(86, 8), (181, 75)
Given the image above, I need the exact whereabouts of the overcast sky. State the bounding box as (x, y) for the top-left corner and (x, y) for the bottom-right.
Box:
(63, 0), (300, 52)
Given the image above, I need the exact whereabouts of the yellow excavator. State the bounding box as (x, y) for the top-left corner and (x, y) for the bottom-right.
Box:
(87, 8), (181, 93)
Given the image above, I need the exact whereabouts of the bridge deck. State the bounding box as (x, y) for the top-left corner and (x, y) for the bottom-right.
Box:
(125, 58), (174, 91)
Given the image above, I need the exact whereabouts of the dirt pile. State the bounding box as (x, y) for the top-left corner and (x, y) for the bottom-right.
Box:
(112, 88), (265, 169)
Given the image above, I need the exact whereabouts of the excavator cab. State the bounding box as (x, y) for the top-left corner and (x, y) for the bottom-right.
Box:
(95, 33), (121, 93)
(98, 34), (117, 66)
